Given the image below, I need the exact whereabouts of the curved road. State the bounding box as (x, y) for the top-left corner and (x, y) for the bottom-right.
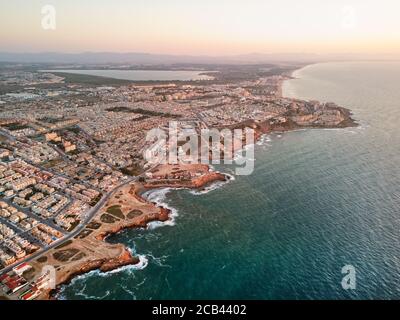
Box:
(0, 177), (136, 275)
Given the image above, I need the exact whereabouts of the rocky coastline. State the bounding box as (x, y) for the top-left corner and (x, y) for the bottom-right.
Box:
(8, 66), (357, 300)
(42, 167), (228, 300)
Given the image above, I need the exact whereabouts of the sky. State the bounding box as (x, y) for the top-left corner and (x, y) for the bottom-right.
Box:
(1, 0), (400, 56)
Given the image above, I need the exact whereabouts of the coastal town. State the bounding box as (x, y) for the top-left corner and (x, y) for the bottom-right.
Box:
(0, 63), (355, 300)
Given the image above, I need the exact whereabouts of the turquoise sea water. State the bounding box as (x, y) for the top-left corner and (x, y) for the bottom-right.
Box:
(59, 62), (400, 300)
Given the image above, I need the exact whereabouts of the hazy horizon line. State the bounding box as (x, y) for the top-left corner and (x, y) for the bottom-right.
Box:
(2, 50), (400, 57)
(1, 51), (400, 65)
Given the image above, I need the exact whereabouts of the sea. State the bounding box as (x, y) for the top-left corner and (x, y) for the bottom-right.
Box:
(58, 61), (400, 300)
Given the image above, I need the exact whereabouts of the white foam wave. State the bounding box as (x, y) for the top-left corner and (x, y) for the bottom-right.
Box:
(121, 285), (136, 299)
(189, 171), (235, 195)
(56, 254), (148, 299)
(141, 188), (179, 229)
(321, 128), (345, 131)
(189, 180), (226, 195)
(76, 289), (111, 300)
(146, 253), (171, 268)
(108, 254), (149, 274)
(256, 135), (272, 145)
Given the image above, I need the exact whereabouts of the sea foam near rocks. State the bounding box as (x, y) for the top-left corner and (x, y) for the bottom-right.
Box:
(141, 188), (179, 229)
(188, 171), (234, 195)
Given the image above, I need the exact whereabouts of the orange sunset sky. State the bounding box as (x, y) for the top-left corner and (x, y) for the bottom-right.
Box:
(1, 0), (400, 56)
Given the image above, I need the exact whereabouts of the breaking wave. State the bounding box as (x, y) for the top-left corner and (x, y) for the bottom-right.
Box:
(142, 188), (179, 229)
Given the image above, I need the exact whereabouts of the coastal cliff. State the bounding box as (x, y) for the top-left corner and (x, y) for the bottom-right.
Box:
(31, 166), (228, 300)
(4, 67), (358, 301)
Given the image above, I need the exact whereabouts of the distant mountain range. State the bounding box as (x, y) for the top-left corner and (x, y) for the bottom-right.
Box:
(0, 51), (398, 65)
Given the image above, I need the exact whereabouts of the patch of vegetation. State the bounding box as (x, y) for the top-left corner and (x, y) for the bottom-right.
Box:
(86, 221), (101, 230)
(53, 248), (80, 262)
(67, 149), (80, 156)
(65, 126), (81, 134)
(0, 84), (22, 95)
(67, 220), (80, 232)
(105, 106), (133, 112)
(121, 163), (143, 176)
(36, 256), (48, 263)
(89, 193), (103, 207)
(106, 106), (180, 118)
(70, 252), (86, 261)
(75, 229), (93, 239)
(49, 72), (134, 85)
(2, 122), (30, 131)
(38, 116), (63, 124)
(100, 213), (118, 224)
(131, 108), (181, 118)
(127, 209), (143, 219)
(106, 205), (125, 219)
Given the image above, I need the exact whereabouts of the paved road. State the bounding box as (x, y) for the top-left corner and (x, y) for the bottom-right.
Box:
(0, 129), (16, 141)
(0, 177), (135, 276)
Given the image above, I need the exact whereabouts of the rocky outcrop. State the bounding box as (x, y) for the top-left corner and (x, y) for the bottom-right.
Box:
(46, 247), (138, 299)
(100, 248), (138, 272)
(143, 171), (227, 189)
